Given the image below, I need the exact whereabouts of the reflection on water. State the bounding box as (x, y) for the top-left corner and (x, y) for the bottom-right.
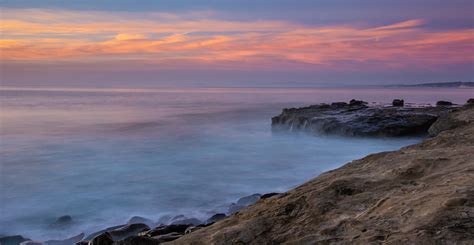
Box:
(0, 86), (472, 239)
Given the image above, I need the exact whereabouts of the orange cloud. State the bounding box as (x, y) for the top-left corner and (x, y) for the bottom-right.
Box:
(1, 8), (473, 71)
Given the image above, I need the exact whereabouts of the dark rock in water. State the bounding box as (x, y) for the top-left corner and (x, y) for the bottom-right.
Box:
(436, 101), (453, 106)
(170, 218), (202, 226)
(261, 192), (280, 199)
(156, 215), (172, 225)
(74, 242), (89, 245)
(145, 224), (190, 237)
(114, 236), (160, 245)
(227, 203), (245, 214)
(237, 194), (261, 206)
(152, 232), (183, 243)
(206, 213), (226, 224)
(89, 232), (113, 245)
(392, 99), (404, 107)
(45, 233), (84, 245)
(50, 215), (73, 228)
(0, 235), (30, 245)
(272, 100), (454, 137)
(467, 98), (474, 105)
(127, 216), (155, 227)
(108, 223), (150, 241)
(84, 225), (125, 240)
(349, 99), (368, 107)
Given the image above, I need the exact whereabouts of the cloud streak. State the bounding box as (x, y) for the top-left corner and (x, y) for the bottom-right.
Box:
(1, 8), (473, 72)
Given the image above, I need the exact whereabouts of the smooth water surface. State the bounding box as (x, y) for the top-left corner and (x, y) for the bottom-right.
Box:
(0, 86), (472, 239)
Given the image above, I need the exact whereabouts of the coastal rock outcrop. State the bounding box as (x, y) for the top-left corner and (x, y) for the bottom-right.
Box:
(170, 105), (474, 244)
(271, 99), (454, 137)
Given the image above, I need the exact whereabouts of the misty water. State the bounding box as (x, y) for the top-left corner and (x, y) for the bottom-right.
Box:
(1, 86), (472, 240)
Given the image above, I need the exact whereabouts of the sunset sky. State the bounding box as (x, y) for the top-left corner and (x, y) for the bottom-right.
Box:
(1, 0), (473, 87)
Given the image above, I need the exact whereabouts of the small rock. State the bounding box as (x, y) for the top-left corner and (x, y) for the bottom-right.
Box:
(0, 235), (31, 245)
(206, 213), (226, 224)
(89, 232), (113, 245)
(261, 192), (280, 199)
(392, 99), (404, 107)
(436, 101), (453, 106)
(331, 102), (348, 108)
(237, 194), (261, 206)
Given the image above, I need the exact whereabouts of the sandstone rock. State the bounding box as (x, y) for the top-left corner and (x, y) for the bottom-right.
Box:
(170, 106), (474, 244)
(392, 99), (404, 107)
(152, 232), (183, 243)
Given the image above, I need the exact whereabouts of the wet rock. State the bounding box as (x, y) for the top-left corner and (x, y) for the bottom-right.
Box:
(114, 236), (160, 245)
(89, 232), (113, 245)
(237, 194), (261, 206)
(436, 101), (453, 106)
(152, 232), (183, 243)
(84, 225), (125, 240)
(170, 218), (202, 226)
(19, 242), (44, 245)
(0, 235), (30, 245)
(272, 100), (453, 137)
(108, 223), (150, 241)
(127, 216), (155, 227)
(261, 192), (280, 199)
(156, 215), (172, 225)
(206, 213), (226, 224)
(467, 98), (474, 105)
(45, 233), (84, 245)
(74, 242), (88, 245)
(144, 224), (190, 237)
(392, 99), (404, 107)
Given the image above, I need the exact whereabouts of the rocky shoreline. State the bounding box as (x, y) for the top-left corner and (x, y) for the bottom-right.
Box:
(2, 99), (473, 245)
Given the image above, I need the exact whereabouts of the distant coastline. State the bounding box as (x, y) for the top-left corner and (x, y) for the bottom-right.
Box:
(386, 81), (474, 88)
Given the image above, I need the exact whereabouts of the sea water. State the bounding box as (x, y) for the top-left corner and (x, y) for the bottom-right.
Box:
(0, 86), (472, 240)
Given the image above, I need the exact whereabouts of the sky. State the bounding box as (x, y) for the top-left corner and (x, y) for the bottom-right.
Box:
(1, 0), (473, 87)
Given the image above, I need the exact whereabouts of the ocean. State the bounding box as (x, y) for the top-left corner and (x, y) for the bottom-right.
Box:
(0, 86), (472, 240)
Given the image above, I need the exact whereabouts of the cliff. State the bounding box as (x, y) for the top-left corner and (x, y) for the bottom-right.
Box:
(169, 105), (474, 244)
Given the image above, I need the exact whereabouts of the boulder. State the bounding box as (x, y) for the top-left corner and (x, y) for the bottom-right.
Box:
(467, 98), (474, 105)
(144, 224), (190, 237)
(114, 236), (160, 245)
(152, 232), (183, 243)
(45, 233), (84, 245)
(206, 213), (226, 224)
(127, 216), (155, 227)
(108, 223), (150, 241)
(261, 192), (280, 199)
(349, 99), (368, 107)
(392, 99), (404, 107)
(227, 203), (245, 214)
(50, 215), (73, 228)
(89, 233), (113, 245)
(84, 225), (125, 240)
(170, 218), (202, 226)
(0, 235), (31, 245)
